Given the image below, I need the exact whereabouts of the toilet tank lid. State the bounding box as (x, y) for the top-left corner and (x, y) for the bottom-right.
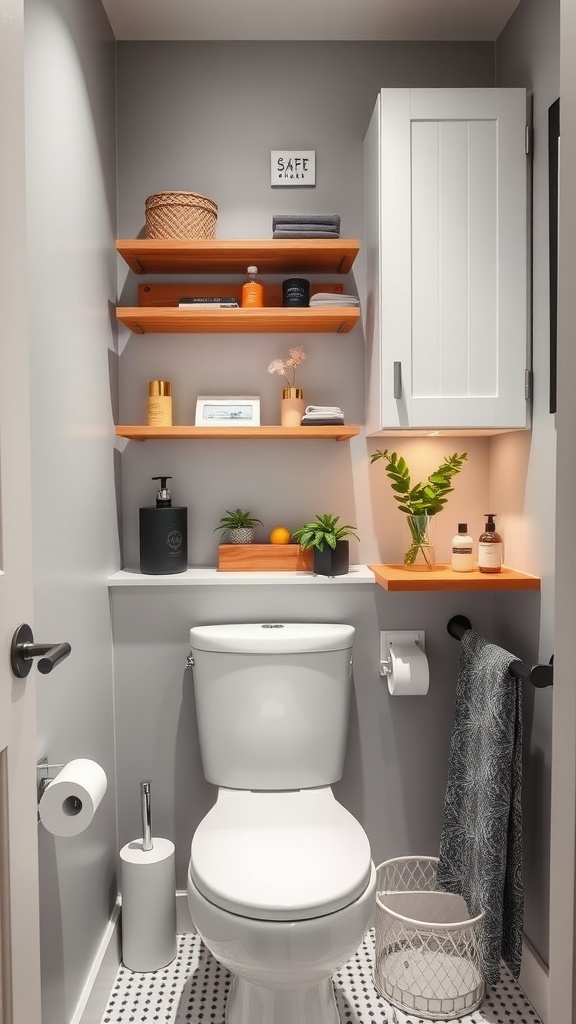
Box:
(189, 622), (355, 654)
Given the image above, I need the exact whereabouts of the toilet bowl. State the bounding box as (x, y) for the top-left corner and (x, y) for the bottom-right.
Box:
(187, 788), (376, 1024)
(186, 622), (375, 1024)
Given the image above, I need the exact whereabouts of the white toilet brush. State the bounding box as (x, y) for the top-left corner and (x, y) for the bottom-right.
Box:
(120, 780), (177, 972)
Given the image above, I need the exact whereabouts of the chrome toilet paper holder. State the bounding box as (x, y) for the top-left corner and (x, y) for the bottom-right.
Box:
(379, 630), (426, 678)
(36, 757), (65, 802)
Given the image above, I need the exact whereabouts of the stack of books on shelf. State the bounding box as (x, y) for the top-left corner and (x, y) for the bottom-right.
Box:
(179, 296), (239, 308)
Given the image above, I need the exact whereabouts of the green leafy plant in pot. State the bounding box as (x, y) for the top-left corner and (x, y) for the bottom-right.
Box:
(370, 449), (467, 569)
(214, 508), (263, 545)
(291, 513), (359, 576)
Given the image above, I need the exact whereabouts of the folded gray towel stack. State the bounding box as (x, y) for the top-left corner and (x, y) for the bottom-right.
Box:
(273, 214), (341, 239)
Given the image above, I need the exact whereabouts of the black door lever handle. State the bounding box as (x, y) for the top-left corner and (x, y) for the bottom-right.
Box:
(10, 624), (71, 678)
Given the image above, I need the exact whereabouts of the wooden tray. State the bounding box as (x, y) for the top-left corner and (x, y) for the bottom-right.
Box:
(218, 544), (313, 571)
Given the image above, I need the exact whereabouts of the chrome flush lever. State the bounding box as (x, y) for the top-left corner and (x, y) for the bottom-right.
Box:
(10, 623), (71, 678)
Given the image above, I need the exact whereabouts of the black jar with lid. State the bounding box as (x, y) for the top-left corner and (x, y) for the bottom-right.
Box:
(282, 278), (310, 307)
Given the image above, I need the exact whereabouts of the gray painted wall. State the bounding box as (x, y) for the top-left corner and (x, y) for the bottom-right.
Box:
(115, 42), (499, 578)
(24, 0), (119, 1021)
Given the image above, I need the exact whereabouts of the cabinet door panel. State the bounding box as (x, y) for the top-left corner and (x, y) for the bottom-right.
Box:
(365, 87), (529, 432)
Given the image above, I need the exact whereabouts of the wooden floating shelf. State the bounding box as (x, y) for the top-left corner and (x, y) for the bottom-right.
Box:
(115, 305), (360, 335)
(115, 425), (361, 441)
(116, 238), (360, 276)
(368, 563), (541, 592)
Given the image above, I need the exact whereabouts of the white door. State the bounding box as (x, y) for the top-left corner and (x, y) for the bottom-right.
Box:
(365, 88), (529, 432)
(0, 0), (42, 1020)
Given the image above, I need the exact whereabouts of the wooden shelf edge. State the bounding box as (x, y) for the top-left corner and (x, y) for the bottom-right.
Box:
(116, 238), (360, 275)
(115, 306), (360, 335)
(368, 563), (541, 592)
(115, 425), (361, 441)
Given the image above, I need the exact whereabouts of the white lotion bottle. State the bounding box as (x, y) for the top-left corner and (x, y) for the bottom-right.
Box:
(451, 523), (474, 572)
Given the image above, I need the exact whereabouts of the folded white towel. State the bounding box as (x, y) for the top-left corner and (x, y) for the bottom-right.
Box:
(305, 405), (344, 417)
(309, 292), (360, 305)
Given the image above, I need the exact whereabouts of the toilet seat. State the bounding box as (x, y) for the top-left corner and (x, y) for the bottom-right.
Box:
(190, 787), (372, 922)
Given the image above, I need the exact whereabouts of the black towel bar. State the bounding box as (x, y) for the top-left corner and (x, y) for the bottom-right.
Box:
(447, 615), (554, 689)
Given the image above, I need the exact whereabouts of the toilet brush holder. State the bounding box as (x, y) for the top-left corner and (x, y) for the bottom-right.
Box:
(120, 780), (177, 972)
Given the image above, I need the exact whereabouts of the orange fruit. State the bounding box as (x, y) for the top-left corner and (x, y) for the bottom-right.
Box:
(269, 526), (291, 545)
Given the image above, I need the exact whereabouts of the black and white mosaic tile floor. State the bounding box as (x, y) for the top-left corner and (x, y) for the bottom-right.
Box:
(100, 931), (542, 1024)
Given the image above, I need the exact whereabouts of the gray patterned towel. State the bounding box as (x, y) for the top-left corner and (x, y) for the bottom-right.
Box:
(437, 629), (524, 987)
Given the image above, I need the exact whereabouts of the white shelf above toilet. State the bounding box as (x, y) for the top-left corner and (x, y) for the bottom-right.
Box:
(107, 565), (375, 586)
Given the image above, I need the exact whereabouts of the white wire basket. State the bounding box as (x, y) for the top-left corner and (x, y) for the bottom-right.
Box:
(373, 856), (485, 1021)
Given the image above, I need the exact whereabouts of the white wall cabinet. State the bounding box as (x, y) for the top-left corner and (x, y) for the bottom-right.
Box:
(364, 88), (530, 433)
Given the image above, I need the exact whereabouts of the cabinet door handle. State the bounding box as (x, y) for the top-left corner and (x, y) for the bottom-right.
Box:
(393, 362), (402, 399)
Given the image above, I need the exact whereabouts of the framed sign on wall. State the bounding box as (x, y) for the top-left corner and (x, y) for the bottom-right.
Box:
(271, 151), (316, 187)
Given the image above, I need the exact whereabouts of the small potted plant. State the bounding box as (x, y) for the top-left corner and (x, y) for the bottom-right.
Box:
(291, 513), (359, 576)
(214, 508), (263, 545)
(370, 449), (467, 568)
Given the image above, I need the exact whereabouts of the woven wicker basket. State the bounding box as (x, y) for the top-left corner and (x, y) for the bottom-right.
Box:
(145, 191), (218, 240)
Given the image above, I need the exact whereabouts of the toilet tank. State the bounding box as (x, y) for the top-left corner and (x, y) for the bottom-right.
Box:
(189, 623), (355, 790)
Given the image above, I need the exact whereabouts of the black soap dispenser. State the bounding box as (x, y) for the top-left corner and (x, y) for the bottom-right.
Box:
(139, 476), (188, 575)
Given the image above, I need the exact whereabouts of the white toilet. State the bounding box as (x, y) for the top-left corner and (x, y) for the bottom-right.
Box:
(187, 622), (376, 1024)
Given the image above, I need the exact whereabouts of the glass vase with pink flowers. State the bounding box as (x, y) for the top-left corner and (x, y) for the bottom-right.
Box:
(268, 346), (306, 427)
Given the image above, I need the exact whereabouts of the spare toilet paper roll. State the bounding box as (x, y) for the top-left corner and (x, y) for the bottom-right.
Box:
(388, 642), (429, 696)
(39, 758), (107, 837)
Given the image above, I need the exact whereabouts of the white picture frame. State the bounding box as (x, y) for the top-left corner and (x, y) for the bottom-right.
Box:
(195, 395), (261, 427)
(270, 150), (316, 187)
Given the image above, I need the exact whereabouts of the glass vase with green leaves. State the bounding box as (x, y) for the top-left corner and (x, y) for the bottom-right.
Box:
(370, 449), (467, 569)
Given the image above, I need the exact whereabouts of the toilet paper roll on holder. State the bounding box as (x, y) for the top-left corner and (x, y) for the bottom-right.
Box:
(379, 630), (426, 675)
(379, 630), (428, 691)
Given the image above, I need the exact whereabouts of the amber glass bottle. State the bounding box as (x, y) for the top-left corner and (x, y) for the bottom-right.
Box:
(241, 266), (263, 307)
(478, 514), (503, 573)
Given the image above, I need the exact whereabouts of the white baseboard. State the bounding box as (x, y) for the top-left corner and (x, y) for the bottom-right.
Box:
(176, 890), (195, 933)
(73, 901), (122, 1024)
(519, 936), (548, 1024)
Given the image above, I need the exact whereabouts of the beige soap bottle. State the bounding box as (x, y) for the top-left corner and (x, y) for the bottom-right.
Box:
(478, 514), (503, 573)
